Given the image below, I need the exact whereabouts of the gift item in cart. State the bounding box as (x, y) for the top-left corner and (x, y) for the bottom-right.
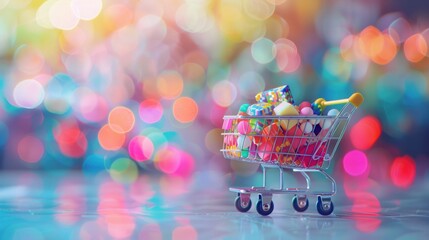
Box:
(221, 90), (364, 216)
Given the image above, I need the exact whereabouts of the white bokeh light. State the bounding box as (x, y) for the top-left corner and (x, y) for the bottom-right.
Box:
(71, 0), (103, 21)
(49, 0), (79, 30)
(13, 79), (45, 109)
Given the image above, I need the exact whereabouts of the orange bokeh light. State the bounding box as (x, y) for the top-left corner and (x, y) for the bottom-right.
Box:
(108, 106), (135, 133)
(173, 97), (199, 123)
(157, 72), (184, 99)
(358, 26), (397, 65)
(350, 116), (382, 150)
(403, 33), (427, 63)
(98, 124), (126, 151)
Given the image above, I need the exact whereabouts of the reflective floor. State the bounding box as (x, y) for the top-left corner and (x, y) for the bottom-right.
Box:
(0, 170), (428, 239)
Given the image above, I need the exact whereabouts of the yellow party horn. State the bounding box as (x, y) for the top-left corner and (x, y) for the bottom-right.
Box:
(311, 93), (364, 115)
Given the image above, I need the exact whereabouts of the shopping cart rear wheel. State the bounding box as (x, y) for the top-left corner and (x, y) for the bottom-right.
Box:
(235, 196), (252, 212)
(256, 199), (274, 216)
(292, 196), (309, 212)
(316, 196), (334, 216)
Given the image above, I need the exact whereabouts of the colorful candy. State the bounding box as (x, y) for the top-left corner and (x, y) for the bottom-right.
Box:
(285, 125), (305, 150)
(255, 85), (294, 104)
(247, 102), (276, 116)
(273, 101), (299, 130)
(237, 135), (252, 149)
(300, 121), (313, 134)
(239, 103), (250, 114)
(222, 118), (233, 130)
(300, 107), (313, 116)
(249, 118), (266, 133)
(237, 121), (252, 135)
(299, 101), (312, 111)
(296, 141), (327, 167)
(257, 141), (277, 162)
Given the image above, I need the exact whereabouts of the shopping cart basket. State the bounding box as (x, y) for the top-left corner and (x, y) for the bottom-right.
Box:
(221, 93), (363, 216)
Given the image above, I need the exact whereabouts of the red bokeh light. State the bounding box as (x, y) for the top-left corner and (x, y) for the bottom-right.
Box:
(54, 122), (87, 158)
(390, 155), (416, 188)
(350, 116), (381, 150)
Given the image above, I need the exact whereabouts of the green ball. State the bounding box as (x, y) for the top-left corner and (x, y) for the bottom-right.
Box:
(239, 103), (250, 114)
(241, 148), (249, 158)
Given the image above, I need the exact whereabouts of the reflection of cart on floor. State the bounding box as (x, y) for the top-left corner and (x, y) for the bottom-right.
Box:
(221, 93), (363, 216)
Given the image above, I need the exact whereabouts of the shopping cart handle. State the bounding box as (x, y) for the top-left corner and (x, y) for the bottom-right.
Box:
(348, 93), (364, 108)
(313, 93), (364, 114)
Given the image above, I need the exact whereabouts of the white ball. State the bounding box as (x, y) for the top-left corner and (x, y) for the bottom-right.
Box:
(237, 135), (251, 149)
(300, 121), (313, 134)
(327, 109), (340, 117)
(321, 119), (333, 129)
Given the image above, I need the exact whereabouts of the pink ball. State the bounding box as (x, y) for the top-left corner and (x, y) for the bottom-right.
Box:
(257, 141), (277, 162)
(299, 101), (312, 111)
(300, 107), (314, 116)
(237, 121), (252, 135)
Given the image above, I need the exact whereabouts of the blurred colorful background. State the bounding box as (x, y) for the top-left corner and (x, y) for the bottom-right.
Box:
(1, 0), (429, 230)
(1, 0), (429, 238)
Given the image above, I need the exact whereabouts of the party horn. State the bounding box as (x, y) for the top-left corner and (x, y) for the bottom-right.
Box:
(311, 93), (364, 115)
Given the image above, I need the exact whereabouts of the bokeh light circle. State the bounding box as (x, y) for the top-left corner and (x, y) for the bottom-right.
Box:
(350, 116), (382, 150)
(251, 37), (276, 64)
(243, 0), (275, 21)
(49, 0), (80, 30)
(343, 150), (368, 176)
(17, 135), (44, 163)
(128, 136), (154, 162)
(154, 146), (195, 177)
(13, 79), (45, 109)
(71, 0), (103, 21)
(275, 38), (301, 73)
(390, 155), (416, 188)
(98, 124), (126, 151)
(211, 80), (237, 107)
(54, 122), (87, 158)
(404, 33), (427, 63)
(157, 71), (183, 99)
(139, 99), (163, 124)
(172, 97), (199, 124)
(110, 158), (139, 184)
(108, 106), (135, 134)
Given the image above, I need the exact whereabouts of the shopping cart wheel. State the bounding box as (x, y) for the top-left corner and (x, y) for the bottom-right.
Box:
(235, 195), (252, 213)
(316, 196), (334, 216)
(292, 195), (309, 212)
(256, 199), (274, 216)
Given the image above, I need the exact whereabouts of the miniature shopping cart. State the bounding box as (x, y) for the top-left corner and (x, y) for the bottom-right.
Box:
(221, 93), (363, 216)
